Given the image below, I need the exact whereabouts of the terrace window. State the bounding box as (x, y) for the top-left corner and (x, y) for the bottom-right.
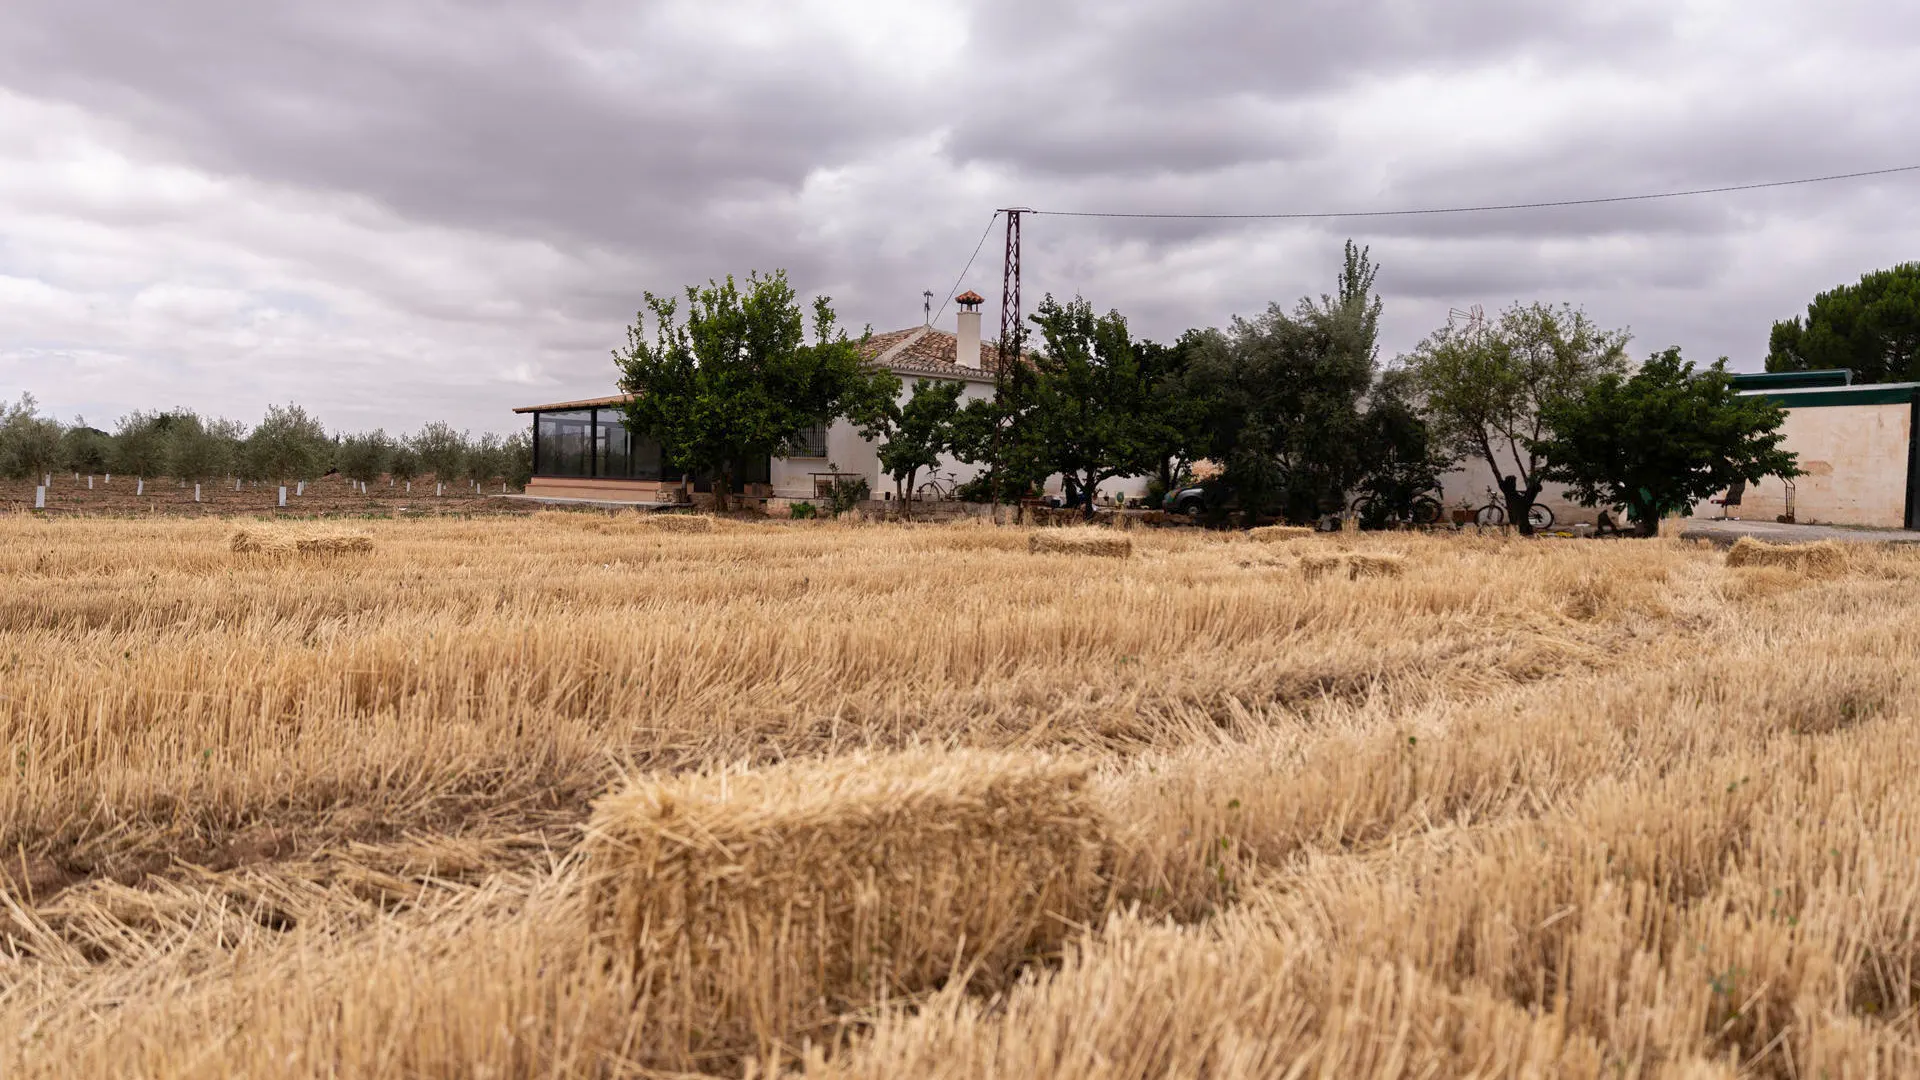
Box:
(534, 410), (592, 477)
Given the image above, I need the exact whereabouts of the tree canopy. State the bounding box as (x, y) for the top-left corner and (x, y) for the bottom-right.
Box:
(1188, 241), (1383, 523)
(614, 270), (890, 509)
(1017, 294), (1188, 513)
(1766, 263), (1920, 384)
(1405, 302), (1629, 535)
(1536, 348), (1799, 537)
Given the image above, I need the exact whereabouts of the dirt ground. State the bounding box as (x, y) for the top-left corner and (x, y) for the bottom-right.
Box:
(0, 473), (534, 517)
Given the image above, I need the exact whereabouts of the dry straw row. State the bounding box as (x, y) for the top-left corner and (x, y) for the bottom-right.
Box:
(1029, 529), (1133, 558)
(1298, 551), (1406, 580)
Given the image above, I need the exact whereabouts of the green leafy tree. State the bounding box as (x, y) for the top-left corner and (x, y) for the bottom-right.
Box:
(410, 421), (468, 485)
(614, 270), (889, 510)
(464, 432), (505, 486)
(1536, 348), (1799, 537)
(60, 422), (113, 475)
(950, 357), (1046, 509)
(165, 411), (241, 484)
(853, 377), (962, 517)
(1136, 333), (1209, 501)
(1021, 294), (1190, 516)
(1350, 369), (1448, 526)
(387, 443), (420, 486)
(0, 393), (63, 480)
(1405, 302), (1629, 535)
(1766, 263), (1920, 383)
(337, 430), (392, 486)
(1188, 241), (1383, 524)
(501, 431), (533, 489)
(112, 410), (175, 480)
(243, 403), (330, 484)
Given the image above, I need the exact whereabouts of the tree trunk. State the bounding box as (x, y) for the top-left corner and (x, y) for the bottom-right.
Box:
(715, 466), (732, 512)
(901, 469), (917, 521)
(1497, 474), (1542, 536)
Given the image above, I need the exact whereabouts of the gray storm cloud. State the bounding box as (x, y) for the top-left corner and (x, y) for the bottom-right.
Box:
(0, 0), (1916, 435)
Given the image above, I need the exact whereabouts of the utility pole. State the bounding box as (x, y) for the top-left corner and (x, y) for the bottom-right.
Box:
(991, 208), (1029, 524)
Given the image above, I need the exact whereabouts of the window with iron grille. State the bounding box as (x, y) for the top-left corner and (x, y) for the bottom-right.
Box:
(788, 423), (829, 458)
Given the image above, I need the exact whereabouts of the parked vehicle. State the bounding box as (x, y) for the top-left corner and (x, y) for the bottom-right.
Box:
(1163, 485), (1209, 516)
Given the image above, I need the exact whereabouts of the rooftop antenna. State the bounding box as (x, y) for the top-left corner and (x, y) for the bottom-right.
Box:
(923, 289), (934, 327)
(1447, 304), (1487, 334)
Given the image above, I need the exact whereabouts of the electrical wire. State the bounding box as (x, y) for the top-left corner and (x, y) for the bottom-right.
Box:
(1028, 163), (1920, 221)
(930, 211), (1001, 328)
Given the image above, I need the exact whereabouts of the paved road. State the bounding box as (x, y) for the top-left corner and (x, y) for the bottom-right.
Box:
(1678, 518), (1920, 547)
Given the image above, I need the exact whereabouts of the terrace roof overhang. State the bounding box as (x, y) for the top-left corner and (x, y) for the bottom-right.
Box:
(511, 394), (635, 414)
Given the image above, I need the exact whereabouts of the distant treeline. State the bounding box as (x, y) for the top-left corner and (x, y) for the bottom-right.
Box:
(0, 396), (532, 487)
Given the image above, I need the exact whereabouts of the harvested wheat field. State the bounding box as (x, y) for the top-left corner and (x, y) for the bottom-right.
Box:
(5, 512), (1920, 1078)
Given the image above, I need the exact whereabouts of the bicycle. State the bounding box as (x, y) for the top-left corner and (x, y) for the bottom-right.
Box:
(914, 470), (958, 502)
(1348, 490), (1445, 527)
(1472, 486), (1554, 530)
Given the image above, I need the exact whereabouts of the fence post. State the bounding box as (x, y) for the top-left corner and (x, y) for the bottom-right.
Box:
(34, 485), (46, 509)
(194, 483), (201, 503)
(296, 480), (305, 497)
(436, 482), (443, 497)
(278, 486), (287, 507)
(87, 475), (93, 489)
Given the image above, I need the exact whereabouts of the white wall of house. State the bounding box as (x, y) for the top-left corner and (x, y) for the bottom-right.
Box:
(769, 374), (1000, 500)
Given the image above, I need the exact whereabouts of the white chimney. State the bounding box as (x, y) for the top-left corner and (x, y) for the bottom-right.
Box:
(954, 290), (984, 368)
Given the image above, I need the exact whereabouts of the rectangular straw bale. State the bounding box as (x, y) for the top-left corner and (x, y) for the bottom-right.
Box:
(1249, 525), (1315, 543)
(1029, 529), (1132, 558)
(229, 526), (373, 556)
(583, 750), (1110, 1067)
(1725, 536), (1848, 577)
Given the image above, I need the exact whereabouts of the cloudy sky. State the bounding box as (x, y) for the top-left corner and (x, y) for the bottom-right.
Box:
(3, 0), (1917, 437)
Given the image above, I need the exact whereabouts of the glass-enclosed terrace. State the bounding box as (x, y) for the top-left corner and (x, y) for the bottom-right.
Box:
(512, 394), (769, 488)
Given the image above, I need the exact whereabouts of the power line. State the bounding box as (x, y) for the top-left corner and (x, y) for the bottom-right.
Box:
(1029, 163), (1920, 221)
(929, 211), (1001, 328)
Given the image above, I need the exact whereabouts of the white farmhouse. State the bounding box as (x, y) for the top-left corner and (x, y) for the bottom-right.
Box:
(513, 293), (1152, 508)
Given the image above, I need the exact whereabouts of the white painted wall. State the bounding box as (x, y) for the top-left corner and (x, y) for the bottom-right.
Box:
(1692, 402), (1910, 529)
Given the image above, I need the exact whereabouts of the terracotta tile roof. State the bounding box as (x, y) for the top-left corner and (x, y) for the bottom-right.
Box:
(858, 326), (1020, 381)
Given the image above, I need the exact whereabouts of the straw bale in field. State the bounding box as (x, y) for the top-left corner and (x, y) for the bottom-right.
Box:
(1248, 525), (1314, 543)
(1725, 536), (1848, 578)
(1299, 551), (1405, 580)
(229, 526), (373, 556)
(584, 751), (1109, 1065)
(1029, 529), (1133, 558)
